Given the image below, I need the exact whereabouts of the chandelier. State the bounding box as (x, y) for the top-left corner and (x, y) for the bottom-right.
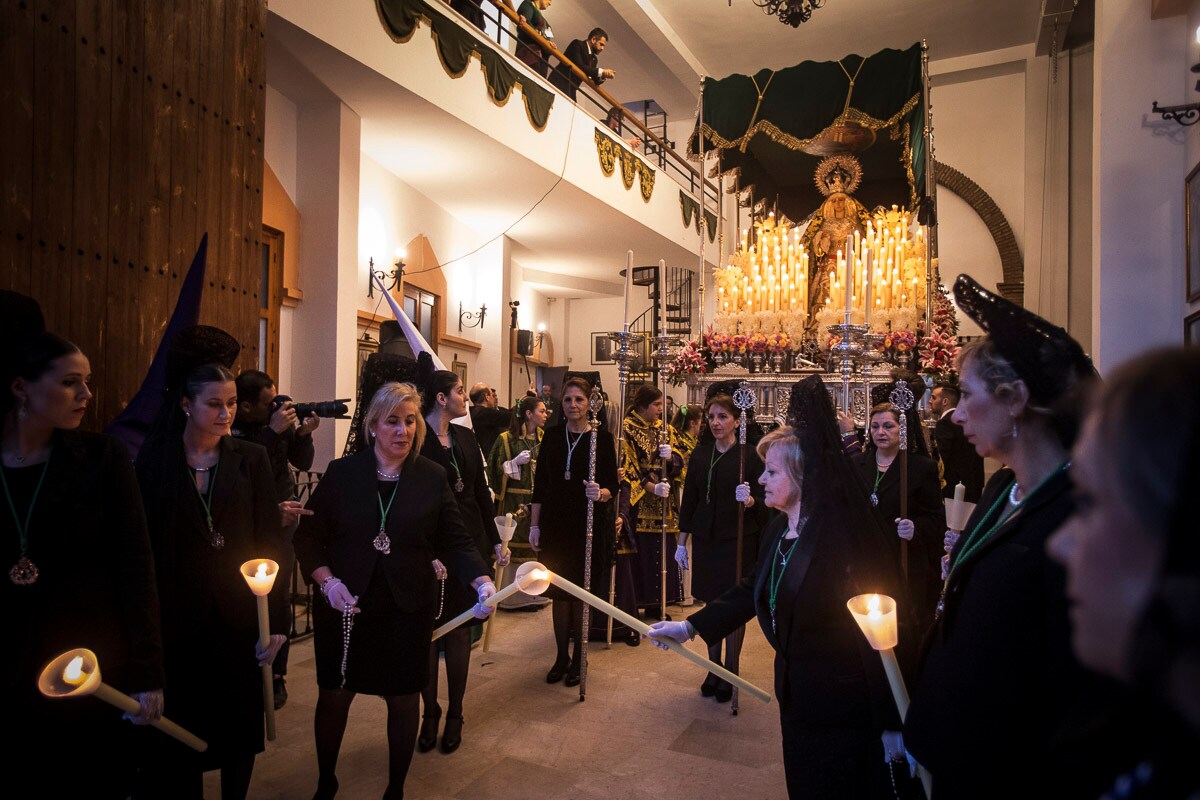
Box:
(751, 0), (826, 27)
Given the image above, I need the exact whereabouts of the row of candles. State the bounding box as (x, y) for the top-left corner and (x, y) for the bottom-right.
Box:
(716, 209), (928, 325)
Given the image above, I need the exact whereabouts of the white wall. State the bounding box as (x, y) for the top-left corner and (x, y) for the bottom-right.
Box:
(1092, 0), (1188, 372)
(265, 85), (299, 396)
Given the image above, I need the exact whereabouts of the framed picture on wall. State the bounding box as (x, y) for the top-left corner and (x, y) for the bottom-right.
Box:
(451, 359), (468, 387)
(1186, 310), (1200, 345)
(1187, 161), (1200, 302)
(591, 332), (614, 365)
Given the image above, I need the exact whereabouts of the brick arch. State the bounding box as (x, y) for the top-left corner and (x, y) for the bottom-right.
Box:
(934, 162), (1024, 306)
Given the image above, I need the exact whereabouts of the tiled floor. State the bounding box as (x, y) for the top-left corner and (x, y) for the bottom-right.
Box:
(210, 601), (787, 799)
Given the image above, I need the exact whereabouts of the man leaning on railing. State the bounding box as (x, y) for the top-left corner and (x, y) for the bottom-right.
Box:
(516, 0), (554, 77)
(552, 27), (616, 101)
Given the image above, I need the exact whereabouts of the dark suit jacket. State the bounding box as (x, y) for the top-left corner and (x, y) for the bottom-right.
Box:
(906, 468), (1150, 798)
(688, 513), (900, 732)
(468, 405), (512, 461)
(933, 410), (984, 502)
(553, 38), (605, 99)
(420, 423), (500, 563)
(295, 449), (489, 612)
(851, 450), (945, 630)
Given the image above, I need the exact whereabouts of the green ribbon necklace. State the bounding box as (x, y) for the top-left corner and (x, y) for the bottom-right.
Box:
(768, 522), (804, 634)
(374, 477), (400, 555)
(188, 460), (224, 549)
(2, 451), (52, 585)
(706, 443), (730, 504)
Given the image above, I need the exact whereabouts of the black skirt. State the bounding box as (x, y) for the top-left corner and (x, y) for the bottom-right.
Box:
(314, 561), (436, 695)
(692, 533), (759, 603)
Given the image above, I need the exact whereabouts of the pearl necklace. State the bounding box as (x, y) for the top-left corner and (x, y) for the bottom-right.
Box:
(376, 468), (401, 480)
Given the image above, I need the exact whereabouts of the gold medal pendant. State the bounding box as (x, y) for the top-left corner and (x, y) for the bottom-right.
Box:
(9, 554), (39, 585)
(373, 527), (392, 555)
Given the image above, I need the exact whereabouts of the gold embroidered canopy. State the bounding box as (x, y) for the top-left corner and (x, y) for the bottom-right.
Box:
(690, 43), (929, 224)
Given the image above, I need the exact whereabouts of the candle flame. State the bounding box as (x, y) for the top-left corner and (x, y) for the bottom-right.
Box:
(530, 569), (550, 581)
(63, 656), (85, 685)
(867, 594), (882, 621)
(255, 562), (268, 580)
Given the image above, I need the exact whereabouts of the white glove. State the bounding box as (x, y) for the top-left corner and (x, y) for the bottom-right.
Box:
(657, 443), (672, 459)
(944, 529), (960, 551)
(529, 525), (540, 551)
(941, 553), (952, 581)
(652, 481), (671, 498)
(645, 620), (693, 649)
(584, 481), (602, 501)
(895, 518), (915, 541)
(256, 633), (287, 667)
(432, 559), (447, 580)
(321, 577), (359, 613)
(503, 459), (522, 479)
(473, 581), (497, 619)
(881, 731), (918, 777)
(674, 544), (689, 570)
(494, 543), (511, 567)
(512, 449), (532, 466)
(734, 482), (752, 504)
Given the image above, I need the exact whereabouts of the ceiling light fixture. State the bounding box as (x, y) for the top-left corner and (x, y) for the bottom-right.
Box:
(750, 0), (826, 27)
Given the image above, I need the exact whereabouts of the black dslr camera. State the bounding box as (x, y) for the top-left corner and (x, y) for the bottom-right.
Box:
(272, 395), (352, 420)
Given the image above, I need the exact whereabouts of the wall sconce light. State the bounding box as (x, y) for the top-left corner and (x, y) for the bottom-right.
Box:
(535, 322), (547, 349)
(459, 301), (487, 331)
(368, 249), (406, 298)
(1151, 63), (1200, 127)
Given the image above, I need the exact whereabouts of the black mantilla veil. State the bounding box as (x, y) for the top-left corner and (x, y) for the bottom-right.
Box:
(785, 375), (916, 658)
(343, 351), (420, 456)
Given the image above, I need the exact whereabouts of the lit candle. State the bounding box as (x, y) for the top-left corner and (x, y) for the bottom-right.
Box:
(240, 559), (280, 741)
(434, 562), (552, 641)
(63, 656), (88, 686)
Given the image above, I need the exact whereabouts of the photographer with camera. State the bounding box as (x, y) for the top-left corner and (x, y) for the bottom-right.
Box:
(232, 370), (318, 710)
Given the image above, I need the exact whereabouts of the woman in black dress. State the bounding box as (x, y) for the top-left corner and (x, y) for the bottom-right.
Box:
(3, 309), (165, 798)
(649, 376), (904, 798)
(135, 337), (288, 799)
(417, 362), (503, 754)
(295, 381), (495, 799)
(529, 377), (618, 686)
(675, 393), (765, 702)
(851, 403), (945, 636)
(905, 275), (1149, 798)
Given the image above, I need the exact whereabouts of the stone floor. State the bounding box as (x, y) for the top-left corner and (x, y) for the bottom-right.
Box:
(208, 601), (786, 799)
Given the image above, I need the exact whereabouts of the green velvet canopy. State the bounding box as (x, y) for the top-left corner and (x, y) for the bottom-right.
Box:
(689, 43), (928, 224)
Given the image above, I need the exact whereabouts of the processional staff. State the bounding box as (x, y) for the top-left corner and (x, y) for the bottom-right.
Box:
(728, 380), (755, 716)
(578, 386), (604, 701)
(889, 379), (915, 582)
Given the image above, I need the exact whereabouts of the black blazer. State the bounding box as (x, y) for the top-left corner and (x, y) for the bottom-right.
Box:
(139, 435), (287, 637)
(851, 450), (945, 627)
(678, 442), (766, 543)
(554, 38), (604, 98)
(5, 430), (164, 695)
(906, 468), (1150, 798)
(295, 449), (489, 612)
(420, 423), (500, 563)
(688, 513), (900, 732)
(933, 411), (984, 502)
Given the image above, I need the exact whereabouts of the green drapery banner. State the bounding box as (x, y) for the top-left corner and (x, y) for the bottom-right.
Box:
(679, 191), (717, 242)
(376, 0), (555, 131)
(689, 43), (927, 224)
(595, 130), (655, 202)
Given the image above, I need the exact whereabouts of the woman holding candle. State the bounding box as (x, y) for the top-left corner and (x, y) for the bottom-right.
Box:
(134, 326), (287, 799)
(675, 391), (766, 703)
(3, 293), (165, 797)
(529, 377), (618, 685)
(295, 381), (495, 799)
(621, 383), (684, 619)
(904, 275), (1149, 799)
(416, 358), (505, 754)
(851, 404), (945, 635)
(648, 376), (905, 798)
(487, 395), (548, 609)
(1048, 348), (1200, 797)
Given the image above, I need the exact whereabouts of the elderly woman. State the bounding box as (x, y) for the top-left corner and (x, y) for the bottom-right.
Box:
(904, 275), (1148, 799)
(1048, 347), (1200, 796)
(851, 403), (945, 635)
(3, 298), (164, 797)
(295, 382), (496, 799)
(650, 376), (903, 798)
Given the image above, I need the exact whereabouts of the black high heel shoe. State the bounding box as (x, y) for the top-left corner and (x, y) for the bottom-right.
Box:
(700, 674), (719, 697)
(417, 703), (441, 752)
(312, 775), (339, 800)
(714, 680), (733, 703)
(564, 659), (581, 687)
(440, 715), (464, 754)
(546, 658), (569, 684)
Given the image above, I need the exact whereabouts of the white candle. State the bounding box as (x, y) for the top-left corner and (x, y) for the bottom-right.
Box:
(623, 250), (633, 330)
(659, 259), (667, 332)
